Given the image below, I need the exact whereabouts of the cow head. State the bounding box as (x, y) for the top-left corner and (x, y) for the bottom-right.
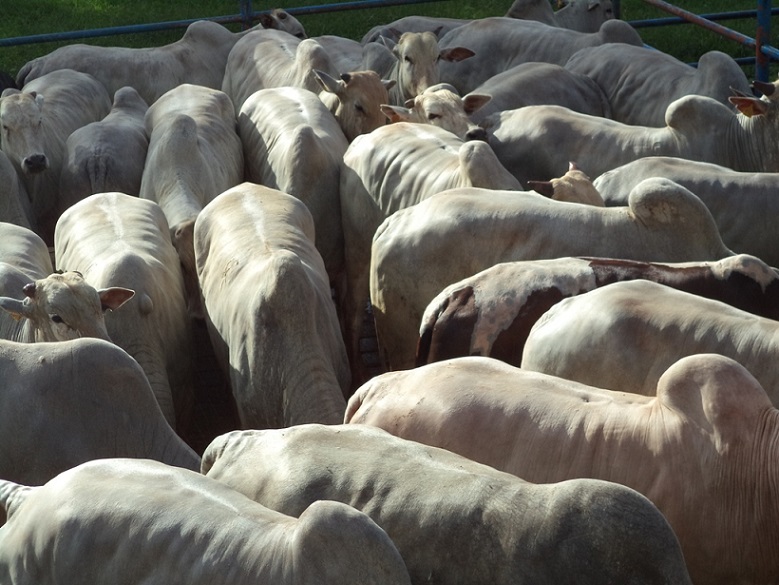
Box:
(316, 70), (395, 142)
(259, 8), (307, 39)
(381, 84), (491, 141)
(388, 31), (474, 102)
(0, 271), (134, 342)
(0, 90), (49, 175)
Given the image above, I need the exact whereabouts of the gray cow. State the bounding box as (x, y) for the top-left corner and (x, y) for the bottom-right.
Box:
(202, 423), (692, 585)
(0, 337), (200, 487)
(0, 458), (411, 585)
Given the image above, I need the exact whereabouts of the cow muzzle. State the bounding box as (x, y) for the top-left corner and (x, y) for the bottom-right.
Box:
(465, 127), (488, 142)
(22, 153), (48, 173)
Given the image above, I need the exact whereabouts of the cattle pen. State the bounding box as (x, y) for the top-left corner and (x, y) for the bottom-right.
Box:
(2, 1), (778, 80)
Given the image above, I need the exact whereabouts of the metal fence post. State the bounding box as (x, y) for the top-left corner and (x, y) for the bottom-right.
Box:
(757, 0), (772, 82)
(240, 0), (253, 30)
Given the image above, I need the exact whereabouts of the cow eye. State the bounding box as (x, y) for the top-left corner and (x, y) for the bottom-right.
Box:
(50, 314), (64, 324)
(428, 113), (441, 121)
(355, 103), (365, 114)
(404, 56), (413, 65)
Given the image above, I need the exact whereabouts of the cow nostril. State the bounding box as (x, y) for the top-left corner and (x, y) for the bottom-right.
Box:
(22, 154), (48, 173)
(465, 128), (487, 142)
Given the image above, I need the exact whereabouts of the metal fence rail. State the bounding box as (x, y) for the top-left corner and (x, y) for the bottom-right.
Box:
(621, 0), (778, 81)
(3, 0), (777, 81)
(0, 0), (445, 48)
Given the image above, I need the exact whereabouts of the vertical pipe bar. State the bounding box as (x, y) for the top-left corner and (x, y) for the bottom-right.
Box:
(756, 0), (772, 82)
(613, 0), (621, 20)
(240, 0), (253, 30)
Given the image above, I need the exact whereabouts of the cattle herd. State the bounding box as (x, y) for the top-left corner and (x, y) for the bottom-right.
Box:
(1, 0), (778, 583)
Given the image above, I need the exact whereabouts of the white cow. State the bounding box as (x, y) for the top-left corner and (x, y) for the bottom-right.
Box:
(464, 62), (612, 124)
(17, 20), (242, 104)
(380, 83), (491, 141)
(521, 278), (779, 407)
(339, 121), (521, 386)
(344, 353), (775, 585)
(482, 92), (779, 185)
(506, 0), (615, 32)
(0, 150), (33, 230)
(194, 183), (351, 429)
(371, 31), (475, 106)
(360, 16), (469, 44)
(436, 17), (643, 94)
(0, 337), (201, 486)
(257, 8), (307, 39)
(202, 424), (692, 585)
(59, 86), (149, 214)
(238, 87), (349, 285)
(0, 222), (133, 344)
(140, 83), (244, 319)
(369, 178), (733, 371)
(0, 458), (412, 585)
(55, 192), (194, 431)
(0, 69), (112, 243)
(594, 155), (779, 267)
(565, 44), (751, 126)
(222, 28), (340, 113)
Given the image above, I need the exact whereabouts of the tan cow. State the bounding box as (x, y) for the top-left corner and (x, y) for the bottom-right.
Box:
(202, 423), (692, 585)
(345, 353), (779, 585)
(0, 222), (133, 343)
(315, 69), (395, 142)
(194, 183), (350, 428)
(0, 458), (412, 585)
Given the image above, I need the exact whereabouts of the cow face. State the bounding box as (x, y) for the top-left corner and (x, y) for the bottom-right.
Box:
(382, 85), (490, 141)
(0, 91), (49, 174)
(316, 70), (395, 142)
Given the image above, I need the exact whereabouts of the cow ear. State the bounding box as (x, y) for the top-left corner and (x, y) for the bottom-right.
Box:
(729, 95), (769, 117)
(439, 47), (475, 63)
(462, 93), (491, 115)
(0, 297), (33, 321)
(526, 180), (555, 198)
(381, 104), (411, 123)
(1, 88), (21, 98)
(98, 287), (135, 312)
(380, 35), (397, 52)
(314, 70), (343, 96)
(258, 13), (274, 29)
(33, 92), (44, 108)
(382, 78), (397, 92)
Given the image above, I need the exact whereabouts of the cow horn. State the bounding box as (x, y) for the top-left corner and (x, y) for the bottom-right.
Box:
(22, 282), (36, 298)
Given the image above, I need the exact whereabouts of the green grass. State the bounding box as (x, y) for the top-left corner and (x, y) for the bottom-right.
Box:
(1, 0), (776, 81)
